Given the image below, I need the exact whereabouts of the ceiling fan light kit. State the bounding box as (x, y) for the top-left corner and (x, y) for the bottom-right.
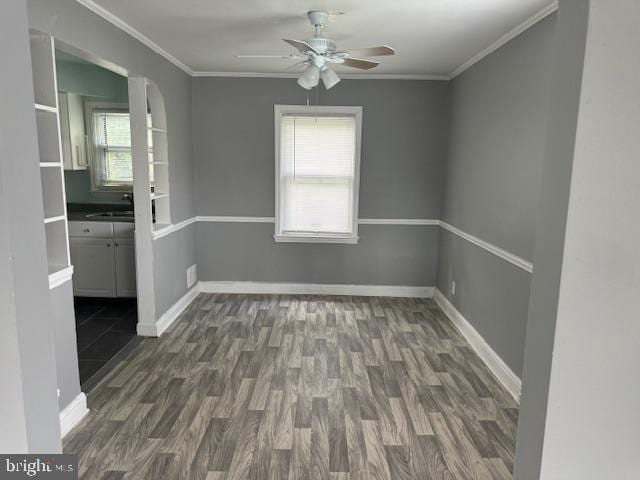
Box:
(321, 67), (341, 89)
(237, 10), (395, 90)
(297, 64), (321, 89)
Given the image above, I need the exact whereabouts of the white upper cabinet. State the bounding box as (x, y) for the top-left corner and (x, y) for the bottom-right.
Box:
(59, 92), (88, 171)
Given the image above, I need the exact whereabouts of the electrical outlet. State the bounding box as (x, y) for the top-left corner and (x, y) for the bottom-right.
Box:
(186, 264), (197, 288)
(451, 281), (456, 295)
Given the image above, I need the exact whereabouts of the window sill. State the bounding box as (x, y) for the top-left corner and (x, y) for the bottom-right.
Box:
(273, 233), (359, 245)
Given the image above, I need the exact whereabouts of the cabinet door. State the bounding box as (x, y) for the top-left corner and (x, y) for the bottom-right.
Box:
(59, 92), (88, 171)
(114, 238), (137, 297)
(70, 237), (116, 297)
(58, 93), (73, 170)
(67, 93), (88, 170)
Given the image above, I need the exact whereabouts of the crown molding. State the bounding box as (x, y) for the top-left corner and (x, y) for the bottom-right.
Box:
(191, 71), (450, 80)
(76, 0), (556, 81)
(74, 0), (194, 75)
(449, 1), (558, 79)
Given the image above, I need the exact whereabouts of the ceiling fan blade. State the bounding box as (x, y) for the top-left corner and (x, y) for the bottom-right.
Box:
(283, 38), (319, 55)
(339, 45), (395, 57)
(236, 54), (301, 59)
(342, 58), (379, 70)
(284, 60), (308, 71)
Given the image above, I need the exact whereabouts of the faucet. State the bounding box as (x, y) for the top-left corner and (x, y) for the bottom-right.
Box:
(122, 193), (134, 209)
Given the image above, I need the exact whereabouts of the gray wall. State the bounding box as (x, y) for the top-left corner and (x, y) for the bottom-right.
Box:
(153, 224), (197, 315)
(193, 78), (450, 285)
(535, 1), (640, 476)
(437, 230), (532, 372)
(50, 282), (82, 410)
(197, 223), (439, 286)
(437, 14), (557, 376)
(0, 0), (62, 452)
(515, 0), (640, 477)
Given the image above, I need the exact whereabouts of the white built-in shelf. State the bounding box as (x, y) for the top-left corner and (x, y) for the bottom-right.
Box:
(44, 215), (66, 224)
(44, 220), (69, 271)
(144, 81), (171, 226)
(35, 110), (63, 164)
(35, 103), (57, 113)
(48, 263), (69, 276)
(48, 265), (73, 290)
(153, 222), (171, 231)
(40, 167), (65, 219)
(32, 30), (71, 282)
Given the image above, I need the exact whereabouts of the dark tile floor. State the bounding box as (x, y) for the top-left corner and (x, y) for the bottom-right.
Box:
(74, 297), (141, 391)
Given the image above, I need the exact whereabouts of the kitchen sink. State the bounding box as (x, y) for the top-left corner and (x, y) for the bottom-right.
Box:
(85, 211), (135, 219)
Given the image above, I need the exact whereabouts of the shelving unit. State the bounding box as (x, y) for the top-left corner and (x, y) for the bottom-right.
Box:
(35, 103), (57, 113)
(146, 82), (171, 227)
(30, 30), (72, 288)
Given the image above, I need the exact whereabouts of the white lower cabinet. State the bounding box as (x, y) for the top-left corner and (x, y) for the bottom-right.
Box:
(70, 237), (117, 297)
(114, 238), (136, 297)
(69, 221), (136, 298)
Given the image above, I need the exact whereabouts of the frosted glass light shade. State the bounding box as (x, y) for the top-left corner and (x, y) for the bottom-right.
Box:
(321, 67), (341, 89)
(297, 65), (320, 89)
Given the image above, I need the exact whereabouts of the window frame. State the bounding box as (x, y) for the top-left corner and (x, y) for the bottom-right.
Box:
(273, 104), (363, 244)
(84, 101), (133, 192)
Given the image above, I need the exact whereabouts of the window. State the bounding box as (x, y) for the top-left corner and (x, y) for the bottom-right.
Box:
(274, 105), (362, 244)
(86, 102), (152, 191)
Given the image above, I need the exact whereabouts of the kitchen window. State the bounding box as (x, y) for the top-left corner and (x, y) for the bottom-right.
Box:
(86, 103), (152, 191)
(274, 105), (362, 244)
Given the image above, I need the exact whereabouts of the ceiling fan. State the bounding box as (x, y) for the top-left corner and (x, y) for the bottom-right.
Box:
(236, 10), (395, 90)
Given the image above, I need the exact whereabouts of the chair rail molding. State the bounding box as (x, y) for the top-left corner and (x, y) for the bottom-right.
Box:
(440, 221), (534, 273)
(152, 216), (535, 274)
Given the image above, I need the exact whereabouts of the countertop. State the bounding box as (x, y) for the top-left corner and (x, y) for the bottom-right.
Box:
(67, 203), (135, 223)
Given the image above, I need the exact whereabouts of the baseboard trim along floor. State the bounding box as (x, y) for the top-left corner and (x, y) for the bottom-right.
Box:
(136, 284), (201, 337)
(433, 288), (522, 401)
(59, 392), (89, 438)
(199, 281), (434, 298)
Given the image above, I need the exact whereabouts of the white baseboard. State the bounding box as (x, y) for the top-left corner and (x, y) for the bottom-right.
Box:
(199, 281), (434, 298)
(137, 284), (201, 337)
(433, 289), (522, 401)
(59, 392), (88, 438)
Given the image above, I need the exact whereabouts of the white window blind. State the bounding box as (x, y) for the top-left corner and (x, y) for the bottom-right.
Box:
(93, 111), (133, 187)
(275, 106), (362, 243)
(90, 108), (153, 190)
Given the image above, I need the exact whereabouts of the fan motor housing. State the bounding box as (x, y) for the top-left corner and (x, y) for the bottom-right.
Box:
(307, 37), (336, 54)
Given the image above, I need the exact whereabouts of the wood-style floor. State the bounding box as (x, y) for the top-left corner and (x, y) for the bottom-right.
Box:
(64, 293), (519, 479)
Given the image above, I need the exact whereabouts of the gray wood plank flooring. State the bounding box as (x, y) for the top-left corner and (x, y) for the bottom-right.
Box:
(64, 294), (518, 479)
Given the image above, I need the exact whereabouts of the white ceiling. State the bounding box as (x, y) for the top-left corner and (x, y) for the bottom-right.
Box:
(86, 0), (555, 77)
